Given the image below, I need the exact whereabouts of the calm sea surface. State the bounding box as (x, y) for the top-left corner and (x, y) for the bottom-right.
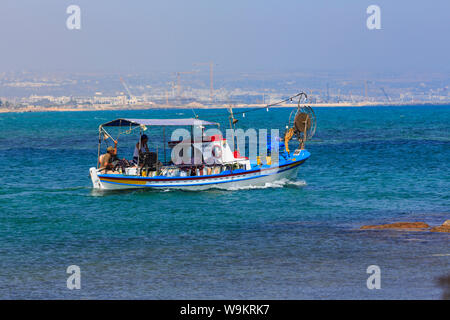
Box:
(0, 106), (449, 299)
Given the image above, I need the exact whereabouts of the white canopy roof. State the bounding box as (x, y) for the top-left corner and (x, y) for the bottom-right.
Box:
(100, 118), (219, 127)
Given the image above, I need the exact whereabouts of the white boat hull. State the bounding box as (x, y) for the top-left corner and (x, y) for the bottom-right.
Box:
(90, 159), (305, 191)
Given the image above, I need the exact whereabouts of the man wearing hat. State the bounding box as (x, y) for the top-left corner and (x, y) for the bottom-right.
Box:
(99, 140), (118, 173)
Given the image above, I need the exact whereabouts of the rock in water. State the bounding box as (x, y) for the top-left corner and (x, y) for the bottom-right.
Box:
(438, 275), (450, 300)
(430, 220), (450, 233)
(360, 222), (430, 230)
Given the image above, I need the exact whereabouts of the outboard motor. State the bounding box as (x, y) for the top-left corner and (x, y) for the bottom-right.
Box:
(89, 167), (102, 189)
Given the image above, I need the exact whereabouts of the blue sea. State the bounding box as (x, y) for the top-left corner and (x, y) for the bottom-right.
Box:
(0, 105), (449, 299)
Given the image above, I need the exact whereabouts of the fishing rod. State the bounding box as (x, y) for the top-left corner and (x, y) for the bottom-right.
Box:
(231, 91), (308, 116)
(203, 91), (308, 121)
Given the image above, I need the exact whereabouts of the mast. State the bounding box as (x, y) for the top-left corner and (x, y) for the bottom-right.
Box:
(163, 126), (167, 164)
(97, 127), (102, 169)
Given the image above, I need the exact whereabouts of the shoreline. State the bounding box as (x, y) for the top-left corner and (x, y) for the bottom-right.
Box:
(1, 101), (449, 114)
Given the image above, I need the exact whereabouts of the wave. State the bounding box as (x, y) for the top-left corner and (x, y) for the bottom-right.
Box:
(87, 178), (307, 196)
(224, 178), (307, 191)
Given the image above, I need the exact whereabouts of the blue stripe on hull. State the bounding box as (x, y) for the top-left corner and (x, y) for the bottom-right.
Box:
(100, 160), (305, 188)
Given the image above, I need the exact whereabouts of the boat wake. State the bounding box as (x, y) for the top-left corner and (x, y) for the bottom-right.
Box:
(224, 179), (307, 191)
(89, 179), (307, 195)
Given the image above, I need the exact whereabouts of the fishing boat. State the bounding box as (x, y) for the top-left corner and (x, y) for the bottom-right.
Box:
(89, 94), (316, 191)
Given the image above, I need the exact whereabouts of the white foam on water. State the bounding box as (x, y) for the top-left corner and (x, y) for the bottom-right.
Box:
(224, 178), (307, 191)
(285, 179), (308, 187)
(93, 179), (308, 194)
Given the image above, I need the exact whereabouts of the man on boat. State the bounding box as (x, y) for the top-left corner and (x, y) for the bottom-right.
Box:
(99, 140), (118, 173)
(133, 134), (150, 164)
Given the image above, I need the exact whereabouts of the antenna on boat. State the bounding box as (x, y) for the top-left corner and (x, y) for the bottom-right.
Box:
(227, 105), (239, 153)
(227, 105), (238, 130)
(284, 93), (317, 152)
(190, 107), (199, 119)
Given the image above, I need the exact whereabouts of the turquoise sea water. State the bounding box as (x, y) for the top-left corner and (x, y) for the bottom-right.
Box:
(0, 106), (449, 299)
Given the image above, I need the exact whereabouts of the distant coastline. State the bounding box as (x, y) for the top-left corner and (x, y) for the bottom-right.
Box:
(1, 101), (449, 114)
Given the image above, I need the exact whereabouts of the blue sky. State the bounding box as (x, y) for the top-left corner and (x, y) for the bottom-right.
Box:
(1, 0), (449, 73)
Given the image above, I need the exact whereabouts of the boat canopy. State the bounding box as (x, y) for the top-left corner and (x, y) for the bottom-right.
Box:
(100, 118), (219, 127)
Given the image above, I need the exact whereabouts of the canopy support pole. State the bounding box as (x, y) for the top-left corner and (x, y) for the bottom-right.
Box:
(163, 126), (167, 164)
(190, 125), (194, 165)
(96, 127), (102, 169)
(138, 128), (142, 166)
(100, 127), (115, 141)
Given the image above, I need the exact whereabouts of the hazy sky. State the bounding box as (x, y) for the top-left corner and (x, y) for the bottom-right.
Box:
(1, 0), (449, 74)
